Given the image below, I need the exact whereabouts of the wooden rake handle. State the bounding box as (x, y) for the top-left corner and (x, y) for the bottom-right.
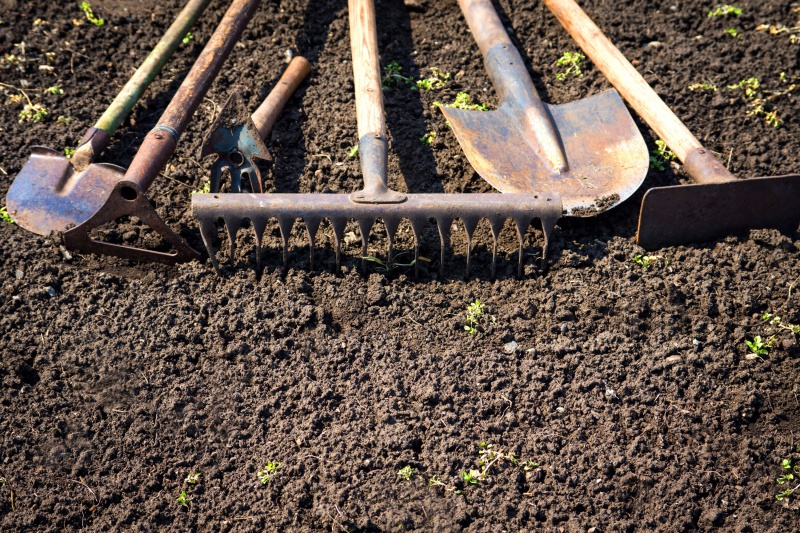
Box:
(544, 0), (735, 184)
(252, 56), (311, 140)
(349, 0), (385, 139)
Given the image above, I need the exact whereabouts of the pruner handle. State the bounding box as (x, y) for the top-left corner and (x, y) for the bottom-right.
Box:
(252, 56), (311, 140)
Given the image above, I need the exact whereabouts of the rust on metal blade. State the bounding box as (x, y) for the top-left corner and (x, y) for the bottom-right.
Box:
(6, 147), (126, 235)
(636, 174), (800, 249)
(441, 89), (648, 217)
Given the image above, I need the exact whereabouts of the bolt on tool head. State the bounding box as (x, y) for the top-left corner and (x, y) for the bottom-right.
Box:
(192, 0), (564, 279)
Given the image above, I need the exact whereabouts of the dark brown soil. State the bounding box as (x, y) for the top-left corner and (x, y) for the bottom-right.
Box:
(2, 0), (800, 531)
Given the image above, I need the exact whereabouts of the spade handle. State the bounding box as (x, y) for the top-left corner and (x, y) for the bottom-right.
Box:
(544, 0), (734, 183)
(252, 56), (311, 140)
(349, 0), (385, 139)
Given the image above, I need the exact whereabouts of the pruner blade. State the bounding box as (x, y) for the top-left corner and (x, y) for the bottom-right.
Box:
(200, 91), (271, 193)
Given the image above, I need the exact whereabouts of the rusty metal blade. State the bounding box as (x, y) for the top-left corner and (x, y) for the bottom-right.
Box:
(6, 148), (125, 235)
(441, 90), (648, 217)
(636, 174), (800, 249)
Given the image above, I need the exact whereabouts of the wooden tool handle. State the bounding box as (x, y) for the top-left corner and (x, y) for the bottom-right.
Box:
(348, 0), (385, 139)
(457, 0), (513, 55)
(543, 0), (703, 164)
(252, 56), (311, 140)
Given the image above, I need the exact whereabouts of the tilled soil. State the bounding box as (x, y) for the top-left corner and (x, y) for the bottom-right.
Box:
(2, 0), (800, 531)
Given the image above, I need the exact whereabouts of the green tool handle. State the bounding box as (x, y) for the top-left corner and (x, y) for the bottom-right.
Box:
(72, 0), (212, 171)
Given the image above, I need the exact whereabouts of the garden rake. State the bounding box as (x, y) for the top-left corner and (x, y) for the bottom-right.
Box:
(192, 0), (564, 279)
(545, 0), (800, 248)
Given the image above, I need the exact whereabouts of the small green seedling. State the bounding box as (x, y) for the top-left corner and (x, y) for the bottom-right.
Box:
(420, 131), (436, 145)
(79, 2), (105, 27)
(631, 254), (664, 269)
(382, 61), (415, 90)
(191, 180), (210, 195)
(56, 116), (71, 126)
(432, 92), (487, 111)
(708, 5), (742, 17)
(258, 461), (281, 484)
(523, 460), (539, 472)
(64, 147), (75, 158)
(745, 335), (775, 356)
(397, 466), (413, 481)
(185, 472), (201, 485)
(19, 103), (48, 123)
(176, 490), (190, 508)
(688, 82), (718, 92)
(0, 206), (13, 224)
(464, 299), (495, 335)
(761, 312), (800, 335)
(44, 85), (63, 95)
(728, 78), (759, 98)
(649, 139), (676, 171)
(429, 475), (462, 494)
(775, 455), (800, 503)
(416, 67), (451, 91)
(182, 32), (193, 45)
(347, 145), (359, 158)
(725, 28), (741, 39)
(555, 51), (585, 81)
(461, 469), (481, 484)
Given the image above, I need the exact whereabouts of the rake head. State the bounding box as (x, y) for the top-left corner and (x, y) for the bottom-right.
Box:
(192, 192), (563, 278)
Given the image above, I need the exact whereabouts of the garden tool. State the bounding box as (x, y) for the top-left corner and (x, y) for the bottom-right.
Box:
(442, 0), (648, 217)
(11, 0), (262, 265)
(193, 0), (563, 279)
(545, 0), (800, 248)
(6, 0), (212, 236)
(200, 55), (312, 194)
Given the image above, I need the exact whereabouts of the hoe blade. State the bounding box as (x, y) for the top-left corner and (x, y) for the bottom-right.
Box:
(636, 174), (800, 249)
(6, 147), (125, 235)
(442, 90), (648, 216)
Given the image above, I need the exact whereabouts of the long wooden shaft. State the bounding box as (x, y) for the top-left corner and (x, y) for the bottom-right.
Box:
(252, 56), (311, 140)
(348, 0), (385, 139)
(543, 0), (702, 163)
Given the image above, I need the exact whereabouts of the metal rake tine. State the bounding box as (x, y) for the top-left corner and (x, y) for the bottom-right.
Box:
(514, 217), (531, 279)
(198, 215), (221, 274)
(223, 216), (239, 266)
(357, 218), (374, 275)
(252, 216), (268, 275)
(330, 217), (347, 274)
(489, 216), (504, 279)
(305, 217), (321, 271)
(384, 216), (401, 267)
(436, 218), (452, 279)
(410, 216), (426, 280)
(461, 216), (480, 280)
(278, 216), (294, 269)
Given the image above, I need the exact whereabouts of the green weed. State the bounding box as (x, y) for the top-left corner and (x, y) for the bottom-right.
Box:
(185, 472), (201, 485)
(420, 131), (436, 145)
(725, 28), (741, 39)
(182, 32), (193, 45)
(649, 139), (676, 171)
(191, 180), (210, 195)
(176, 490), (190, 508)
(19, 103), (48, 123)
(745, 335), (776, 356)
(708, 5), (742, 17)
(428, 475), (462, 495)
(433, 92), (487, 111)
(728, 77), (760, 98)
(464, 300), (495, 335)
(0, 206), (14, 224)
(44, 85), (63, 95)
(64, 147), (75, 158)
(416, 67), (451, 91)
(631, 254), (665, 269)
(775, 453), (800, 503)
(555, 51), (585, 81)
(382, 61), (415, 90)
(348, 145), (359, 158)
(397, 466), (413, 481)
(688, 82), (718, 92)
(79, 2), (104, 26)
(258, 461), (281, 484)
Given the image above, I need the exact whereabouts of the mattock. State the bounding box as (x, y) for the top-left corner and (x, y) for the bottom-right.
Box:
(192, 0), (564, 280)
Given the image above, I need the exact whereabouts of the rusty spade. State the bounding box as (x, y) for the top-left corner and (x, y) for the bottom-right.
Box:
(545, 0), (800, 248)
(200, 55), (311, 194)
(442, 0), (649, 217)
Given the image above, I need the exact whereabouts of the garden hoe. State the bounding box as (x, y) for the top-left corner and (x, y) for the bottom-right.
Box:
(544, 0), (800, 248)
(443, 0), (649, 217)
(193, 0), (565, 279)
(9, 0), (262, 264)
(197, 55), (311, 272)
(6, 0), (212, 239)
(200, 55), (312, 195)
